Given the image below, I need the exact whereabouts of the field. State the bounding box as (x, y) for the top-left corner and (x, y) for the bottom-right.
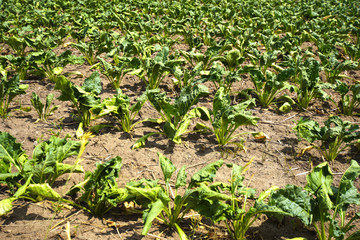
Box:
(0, 0), (360, 239)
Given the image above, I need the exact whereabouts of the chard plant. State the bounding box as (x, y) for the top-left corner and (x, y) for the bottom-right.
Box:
(245, 68), (294, 108)
(3, 35), (28, 57)
(172, 62), (203, 89)
(0, 54), (36, 80)
(342, 42), (360, 62)
(132, 85), (209, 148)
(179, 45), (228, 70)
(67, 156), (129, 216)
(131, 46), (184, 89)
(207, 162), (287, 240)
(247, 49), (279, 75)
(0, 74), (29, 118)
(269, 160), (360, 240)
(293, 116), (360, 162)
(127, 154), (228, 240)
(31, 50), (84, 82)
(30, 92), (58, 122)
(54, 72), (102, 128)
(94, 56), (140, 90)
(196, 87), (259, 150)
(91, 89), (148, 134)
(0, 131), (83, 187)
(24, 27), (70, 51)
(319, 52), (358, 84)
(290, 58), (333, 111)
(217, 49), (245, 72)
(177, 24), (203, 50)
(200, 62), (252, 94)
(0, 131), (88, 216)
(334, 81), (360, 116)
(118, 31), (157, 59)
(71, 29), (114, 65)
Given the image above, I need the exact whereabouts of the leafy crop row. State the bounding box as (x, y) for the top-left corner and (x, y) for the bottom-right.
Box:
(1, 130), (359, 239)
(1, 0), (360, 239)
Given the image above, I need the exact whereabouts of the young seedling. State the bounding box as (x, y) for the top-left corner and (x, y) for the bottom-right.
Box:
(31, 92), (58, 122)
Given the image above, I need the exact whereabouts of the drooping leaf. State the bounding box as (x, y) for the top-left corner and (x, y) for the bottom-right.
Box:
(27, 183), (62, 200)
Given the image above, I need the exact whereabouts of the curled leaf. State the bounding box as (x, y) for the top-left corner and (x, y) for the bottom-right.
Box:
(297, 146), (315, 157)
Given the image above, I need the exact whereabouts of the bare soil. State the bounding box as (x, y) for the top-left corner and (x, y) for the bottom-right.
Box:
(0, 48), (360, 240)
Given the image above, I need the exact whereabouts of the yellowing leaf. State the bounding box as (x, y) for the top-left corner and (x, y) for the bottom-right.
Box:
(297, 146), (315, 157)
(53, 67), (64, 75)
(252, 132), (270, 141)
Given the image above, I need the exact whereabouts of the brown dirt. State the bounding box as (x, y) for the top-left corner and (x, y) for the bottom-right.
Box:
(0, 47), (360, 240)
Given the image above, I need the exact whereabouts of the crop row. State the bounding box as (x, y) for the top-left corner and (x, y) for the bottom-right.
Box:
(1, 129), (360, 239)
(1, 0), (360, 239)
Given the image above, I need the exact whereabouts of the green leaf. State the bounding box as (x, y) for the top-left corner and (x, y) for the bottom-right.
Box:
(213, 87), (231, 117)
(175, 165), (187, 189)
(54, 75), (76, 102)
(0, 131), (27, 173)
(174, 85), (209, 117)
(53, 67), (63, 75)
(189, 159), (223, 188)
(278, 102), (292, 113)
(293, 118), (321, 143)
(70, 156), (124, 215)
(335, 160), (360, 207)
(270, 185), (313, 226)
(56, 162), (84, 176)
(82, 71), (102, 95)
(142, 199), (165, 235)
(257, 186), (279, 201)
(158, 152), (175, 184)
(126, 186), (162, 207)
(174, 223), (188, 240)
(305, 162), (334, 210)
(132, 132), (161, 149)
